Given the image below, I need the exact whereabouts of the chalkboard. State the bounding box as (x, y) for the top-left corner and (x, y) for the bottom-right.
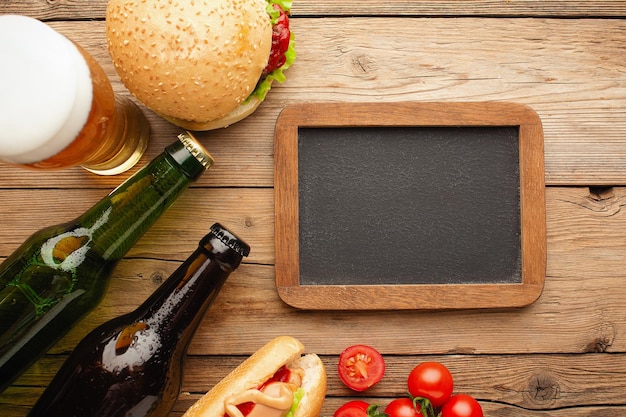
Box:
(274, 102), (546, 310)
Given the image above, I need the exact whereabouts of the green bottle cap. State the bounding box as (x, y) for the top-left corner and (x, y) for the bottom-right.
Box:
(165, 132), (214, 179)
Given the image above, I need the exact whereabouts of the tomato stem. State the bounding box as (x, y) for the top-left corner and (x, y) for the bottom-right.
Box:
(413, 396), (437, 417)
(366, 404), (388, 417)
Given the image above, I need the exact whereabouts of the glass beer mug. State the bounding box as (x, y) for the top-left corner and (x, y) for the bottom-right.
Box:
(0, 15), (149, 175)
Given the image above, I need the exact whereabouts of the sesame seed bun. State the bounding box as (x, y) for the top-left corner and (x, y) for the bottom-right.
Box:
(106, 0), (272, 130)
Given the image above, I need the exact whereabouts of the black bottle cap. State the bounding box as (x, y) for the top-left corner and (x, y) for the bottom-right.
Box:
(209, 223), (251, 257)
(165, 132), (214, 179)
(203, 223), (250, 270)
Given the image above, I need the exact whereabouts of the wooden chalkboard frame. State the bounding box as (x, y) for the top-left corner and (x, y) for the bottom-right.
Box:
(274, 102), (545, 310)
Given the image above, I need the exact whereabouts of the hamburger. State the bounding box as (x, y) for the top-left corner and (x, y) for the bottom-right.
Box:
(106, 0), (295, 130)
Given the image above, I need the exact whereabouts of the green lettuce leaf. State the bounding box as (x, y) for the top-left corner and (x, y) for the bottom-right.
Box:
(245, 0), (296, 102)
(285, 387), (305, 417)
(266, 0), (293, 24)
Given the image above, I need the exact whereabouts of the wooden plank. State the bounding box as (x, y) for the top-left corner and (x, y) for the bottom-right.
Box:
(1, 186), (626, 412)
(179, 354), (626, 409)
(1, 186), (618, 356)
(3, 353), (626, 416)
(0, 187), (626, 355)
(0, 188), (275, 264)
(282, 17), (626, 186)
(0, 18), (624, 187)
(2, 0), (626, 19)
(1, 2), (624, 416)
(293, 0), (626, 17)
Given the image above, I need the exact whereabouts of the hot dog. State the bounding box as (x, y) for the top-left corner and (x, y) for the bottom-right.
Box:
(183, 336), (326, 417)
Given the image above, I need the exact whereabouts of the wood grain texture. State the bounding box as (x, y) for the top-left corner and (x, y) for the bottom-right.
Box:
(0, 18), (623, 186)
(1, 1), (626, 416)
(3, 187), (626, 416)
(0, 188), (274, 264)
(3, 353), (626, 416)
(2, 0), (626, 18)
(4, 352), (626, 415)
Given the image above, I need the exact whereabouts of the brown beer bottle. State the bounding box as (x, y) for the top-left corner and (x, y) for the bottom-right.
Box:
(27, 223), (250, 417)
(0, 133), (213, 393)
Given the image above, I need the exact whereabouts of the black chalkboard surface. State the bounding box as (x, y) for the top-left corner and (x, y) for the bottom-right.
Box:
(274, 102), (545, 310)
(298, 126), (521, 286)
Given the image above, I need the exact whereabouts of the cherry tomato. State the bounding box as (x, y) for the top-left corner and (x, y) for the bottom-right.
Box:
(384, 398), (423, 417)
(334, 400), (370, 417)
(338, 344), (385, 391)
(440, 394), (483, 417)
(407, 362), (453, 408)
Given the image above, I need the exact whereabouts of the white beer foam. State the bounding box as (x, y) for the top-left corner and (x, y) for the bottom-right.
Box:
(0, 15), (93, 164)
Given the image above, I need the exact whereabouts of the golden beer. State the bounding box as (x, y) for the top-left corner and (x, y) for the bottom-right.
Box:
(0, 15), (149, 175)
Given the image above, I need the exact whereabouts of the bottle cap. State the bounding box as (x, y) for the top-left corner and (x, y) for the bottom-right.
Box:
(209, 223), (251, 257)
(165, 132), (214, 179)
(203, 223), (250, 269)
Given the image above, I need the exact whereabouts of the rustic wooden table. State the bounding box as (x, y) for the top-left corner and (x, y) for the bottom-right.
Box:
(1, 1), (626, 416)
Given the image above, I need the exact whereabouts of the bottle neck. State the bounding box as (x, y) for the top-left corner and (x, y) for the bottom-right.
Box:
(125, 225), (248, 354)
(130, 242), (236, 353)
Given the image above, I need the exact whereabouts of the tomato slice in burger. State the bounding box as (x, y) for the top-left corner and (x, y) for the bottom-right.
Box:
(338, 344), (385, 391)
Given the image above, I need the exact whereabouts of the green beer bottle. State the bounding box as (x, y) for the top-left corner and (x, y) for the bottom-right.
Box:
(0, 132), (214, 394)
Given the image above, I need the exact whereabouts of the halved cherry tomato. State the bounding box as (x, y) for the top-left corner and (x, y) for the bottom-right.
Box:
(407, 362), (453, 408)
(338, 344), (385, 391)
(440, 394), (483, 417)
(334, 400), (370, 417)
(385, 398), (424, 417)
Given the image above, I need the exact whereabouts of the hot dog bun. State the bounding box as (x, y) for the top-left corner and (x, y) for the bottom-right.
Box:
(183, 336), (326, 417)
